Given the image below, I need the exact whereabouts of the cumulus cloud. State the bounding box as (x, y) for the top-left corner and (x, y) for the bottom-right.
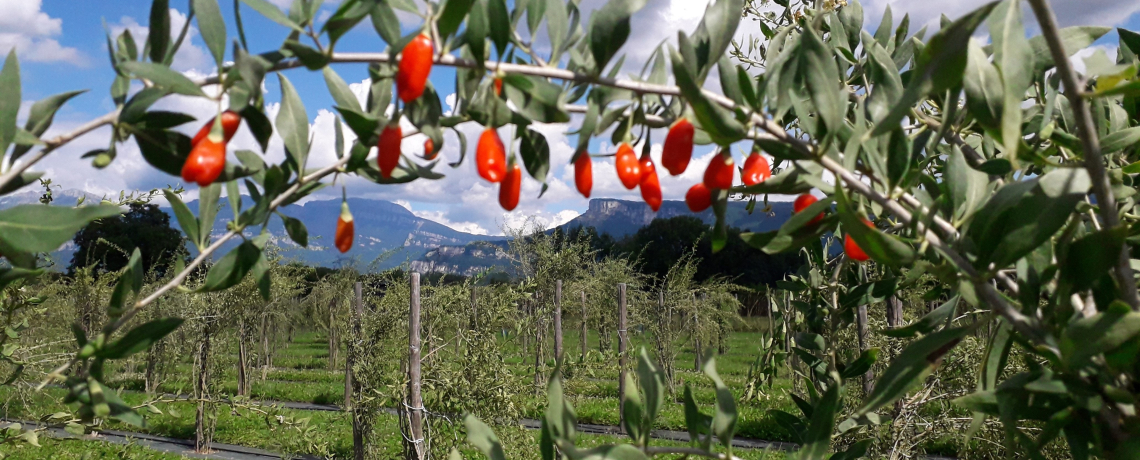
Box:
(0, 0), (85, 65)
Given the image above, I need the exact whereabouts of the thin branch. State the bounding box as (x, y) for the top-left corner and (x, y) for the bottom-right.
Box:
(1027, 0), (1140, 309)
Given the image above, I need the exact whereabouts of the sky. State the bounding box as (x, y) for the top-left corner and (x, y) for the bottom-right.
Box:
(4, 0), (1140, 236)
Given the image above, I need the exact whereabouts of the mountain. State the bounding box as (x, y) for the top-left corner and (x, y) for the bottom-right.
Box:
(414, 198), (800, 275)
(0, 189), (506, 270)
(560, 198), (795, 238)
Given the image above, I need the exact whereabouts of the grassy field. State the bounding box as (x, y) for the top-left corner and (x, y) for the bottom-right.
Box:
(0, 321), (973, 459)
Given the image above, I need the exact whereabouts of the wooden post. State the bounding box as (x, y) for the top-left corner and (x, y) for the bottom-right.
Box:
(194, 325), (212, 453)
(237, 321), (249, 396)
(857, 303), (873, 395)
(351, 282), (365, 460)
(533, 293), (542, 393)
(580, 291), (587, 361)
(617, 283), (628, 429)
(407, 273), (426, 460)
(470, 287), (478, 330)
(260, 314), (271, 380)
(887, 294), (904, 413)
(554, 280), (563, 361)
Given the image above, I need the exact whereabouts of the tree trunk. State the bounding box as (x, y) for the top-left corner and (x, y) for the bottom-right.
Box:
(554, 280), (563, 362)
(580, 291), (587, 362)
(617, 283), (628, 430)
(194, 326), (212, 453)
(406, 273), (426, 460)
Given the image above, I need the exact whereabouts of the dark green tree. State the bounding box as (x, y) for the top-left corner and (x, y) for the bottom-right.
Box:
(616, 216), (802, 287)
(68, 203), (188, 277)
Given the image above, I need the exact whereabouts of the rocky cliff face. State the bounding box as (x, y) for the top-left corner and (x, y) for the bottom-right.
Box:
(560, 198), (792, 238)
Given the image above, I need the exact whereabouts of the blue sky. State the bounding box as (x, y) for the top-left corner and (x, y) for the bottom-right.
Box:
(5, 0), (1140, 235)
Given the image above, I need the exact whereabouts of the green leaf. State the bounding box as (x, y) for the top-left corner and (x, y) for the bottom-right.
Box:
(834, 186), (915, 267)
(241, 105), (273, 152)
(840, 349), (880, 379)
(882, 296), (960, 338)
(519, 129), (551, 183)
(588, 0), (647, 74)
(438, 0), (475, 40)
(990, 0), (1032, 168)
(0, 204), (122, 254)
(192, 0), (226, 66)
(800, 382), (841, 459)
(198, 182), (221, 247)
(689, 0), (745, 81)
(870, 2), (998, 137)
(856, 326), (971, 416)
(280, 213), (308, 247)
(963, 38), (1003, 131)
(1061, 227), (1127, 291)
(148, 0), (171, 62)
(487, 0), (510, 57)
(1028, 26), (1110, 74)
(839, 278), (899, 310)
(635, 348), (664, 438)
(323, 67), (362, 113)
(800, 24), (843, 136)
(736, 160), (822, 195)
(239, 0), (302, 31)
(132, 128), (190, 176)
(682, 384), (712, 450)
(467, 0), (488, 62)
(464, 415), (507, 460)
(282, 40), (328, 70)
(1100, 126), (1140, 152)
(276, 73), (310, 171)
(163, 189), (200, 251)
(199, 240), (263, 292)
(100, 318), (184, 359)
(967, 167), (1089, 269)
(620, 372), (644, 443)
(702, 356), (737, 448)
(670, 40), (745, 146)
(0, 50), (20, 156)
(322, 0), (374, 46)
(865, 34), (903, 124)
(545, 0), (568, 62)
(119, 61), (206, 97)
(947, 145), (989, 223)
(1062, 302), (1140, 370)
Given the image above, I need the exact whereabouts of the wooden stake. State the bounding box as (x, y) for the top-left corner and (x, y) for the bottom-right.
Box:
(617, 283), (628, 429)
(857, 303), (873, 395)
(407, 273), (426, 460)
(580, 291), (587, 362)
(351, 281), (365, 460)
(554, 280), (563, 361)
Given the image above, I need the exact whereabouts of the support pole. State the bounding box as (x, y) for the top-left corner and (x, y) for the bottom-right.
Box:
(554, 280), (563, 361)
(856, 303), (873, 396)
(407, 273), (426, 460)
(580, 291), (587, 362)
(617, 283), (628, 430)
(351, 282), (365, 460)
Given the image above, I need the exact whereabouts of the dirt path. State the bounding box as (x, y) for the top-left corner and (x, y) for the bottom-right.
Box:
(3, 419), (318, 460)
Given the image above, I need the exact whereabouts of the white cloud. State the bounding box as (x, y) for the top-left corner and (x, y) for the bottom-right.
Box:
(0, 0), (85, 65)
